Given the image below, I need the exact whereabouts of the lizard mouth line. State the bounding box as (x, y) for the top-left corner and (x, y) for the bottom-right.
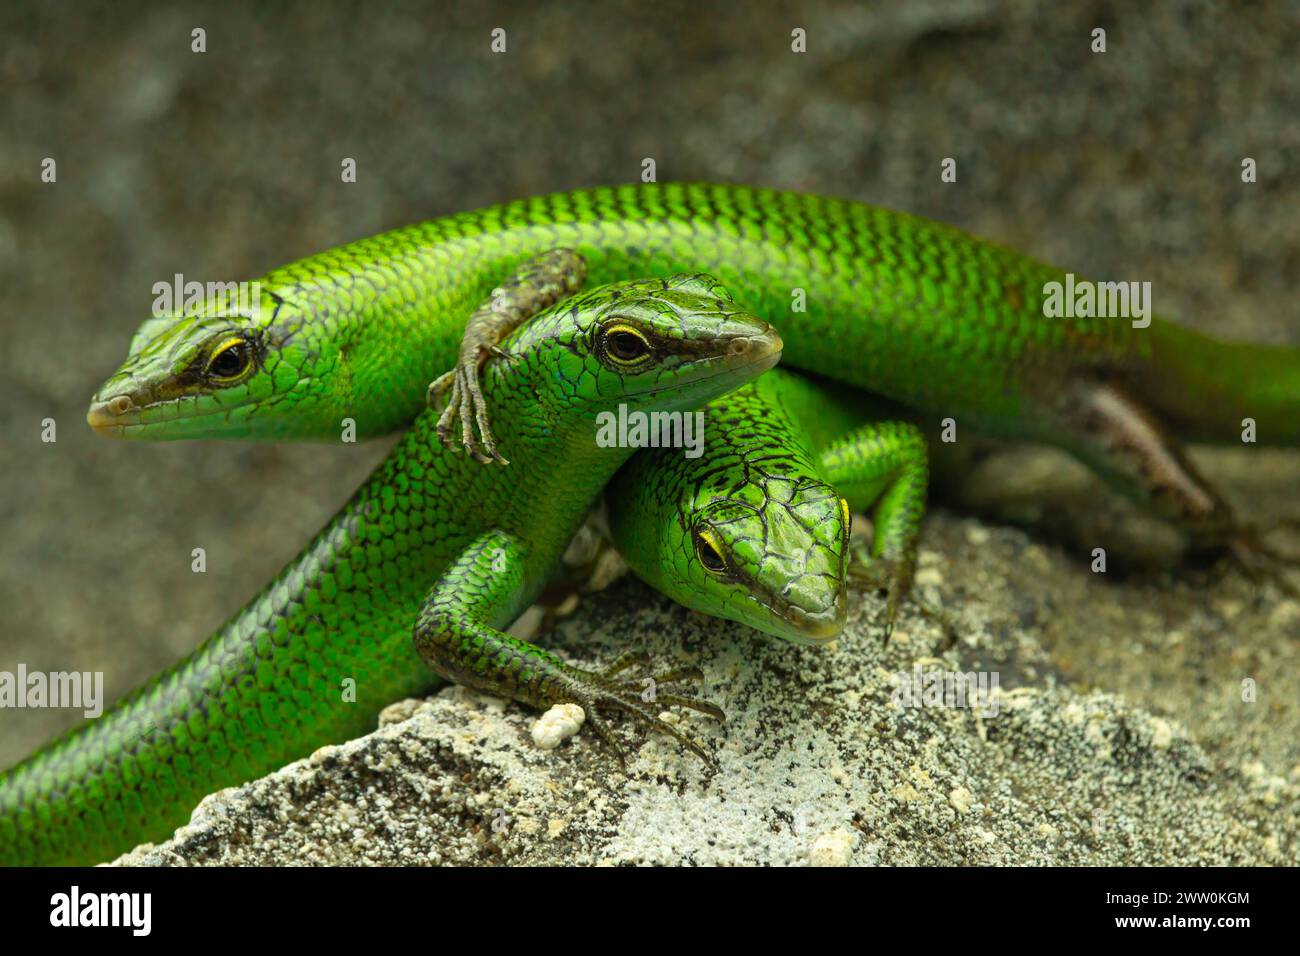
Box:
(624, 345), (783, 401)
(744, 591), (845, 644)
(86, 376), (317, 437)
(87, 398), (243, 436)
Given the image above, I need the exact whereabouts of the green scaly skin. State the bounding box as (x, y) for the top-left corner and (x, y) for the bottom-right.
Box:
(419, 252), (929, 639)
(89, 183), (1299, 555)
(607, 367), (928, 640)
(1, 273), (781, 866)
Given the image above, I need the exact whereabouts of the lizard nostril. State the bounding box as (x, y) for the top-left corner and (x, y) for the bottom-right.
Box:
(87, 394), (139, 433)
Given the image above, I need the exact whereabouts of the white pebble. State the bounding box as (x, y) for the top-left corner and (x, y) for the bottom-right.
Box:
(809, 829), (855, 867)
(948, 786), (974, 814)
(531, 703), (586, 750)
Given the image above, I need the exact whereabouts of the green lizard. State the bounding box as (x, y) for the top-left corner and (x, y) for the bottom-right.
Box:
(97, 245), (935, 638)
(606, 368), (927, 637)
(89, 183), (1299, 573)
(418, 251), (929, 636)
(34, 182), (1293, 863)
(1, 270), (782, 866)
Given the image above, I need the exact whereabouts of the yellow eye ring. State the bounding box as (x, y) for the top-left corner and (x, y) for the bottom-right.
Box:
(205, 336), (255, 383)
(694, 528), (728, 575)
(600, 323), (652, 365)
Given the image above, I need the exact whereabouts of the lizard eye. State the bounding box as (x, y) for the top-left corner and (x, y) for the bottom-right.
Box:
(695, 528), (728, 575)
(206, 337), (254, 383)
(600, 323), (652, 366)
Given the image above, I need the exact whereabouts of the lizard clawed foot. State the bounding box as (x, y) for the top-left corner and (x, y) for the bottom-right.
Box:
(848, 547), (957, 650)
(428, 350), (516, 465)
(428, 248), (587, 466)
(1217, 526), (1300, 598)
(556, 658), (724, 769)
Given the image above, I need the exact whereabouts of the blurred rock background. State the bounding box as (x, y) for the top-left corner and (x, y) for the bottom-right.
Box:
(1, 0), (1297, 771)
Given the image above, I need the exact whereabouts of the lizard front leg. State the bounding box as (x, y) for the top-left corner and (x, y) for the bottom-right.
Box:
(819, 420), (933, 639)
(413, 531), (725, 767)
(427, 249), (587, 464)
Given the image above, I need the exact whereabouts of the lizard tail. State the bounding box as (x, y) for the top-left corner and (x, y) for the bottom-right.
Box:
(1138, 321), (1300, 447)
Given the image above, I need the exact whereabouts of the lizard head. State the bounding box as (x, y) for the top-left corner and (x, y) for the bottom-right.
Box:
(683, 484), (850, 643)
(86, 290), (357, 440)
(501, 273), (783, 422)
(607, 442), (851, 645)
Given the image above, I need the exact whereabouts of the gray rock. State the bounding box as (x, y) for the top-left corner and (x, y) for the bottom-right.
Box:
(113, 512), (1299, 866)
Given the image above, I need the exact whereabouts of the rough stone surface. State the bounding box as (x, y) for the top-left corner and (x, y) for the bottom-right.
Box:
(115, 513), (1299, 866)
